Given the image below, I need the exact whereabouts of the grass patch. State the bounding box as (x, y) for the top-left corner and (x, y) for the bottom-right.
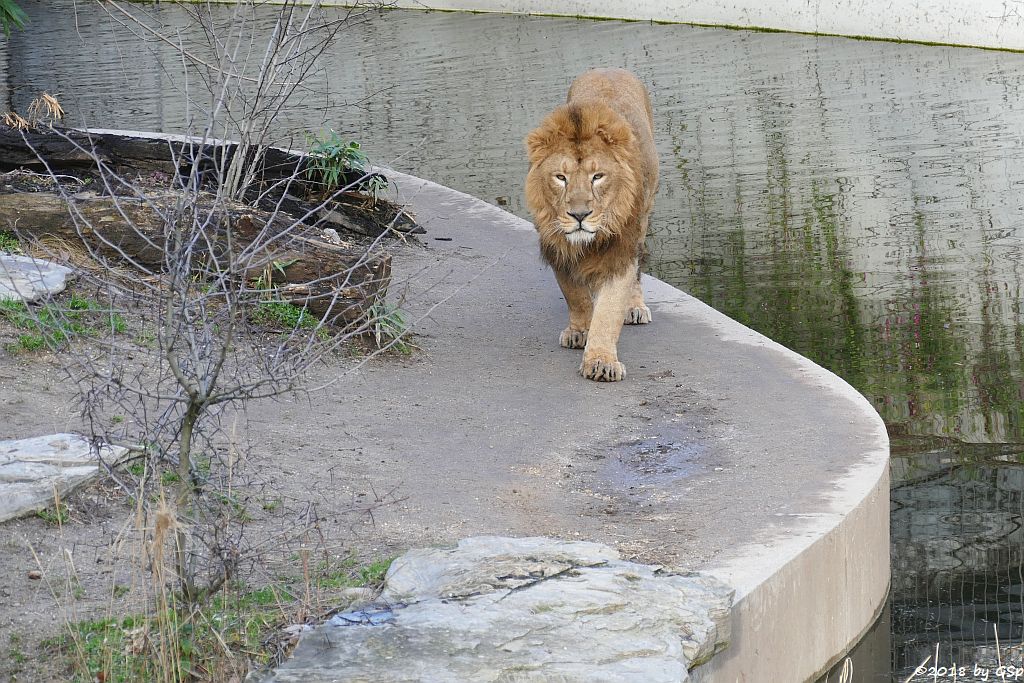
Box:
(0, 294), (126, 352)
(316, 556), (393, 591)
(355, 557), (392, 588)
(50, 556), (394, 682)
(252, 300), (320, 331)
(36, 502), (70, 526)
(0, 230), (21, 253)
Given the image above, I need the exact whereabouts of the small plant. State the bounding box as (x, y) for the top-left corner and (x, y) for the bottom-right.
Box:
(215, 492), (252, 522)
(305, 129), (388, 200)
(36, 502), (70, 526)
(1, 110), (28, 130)
(7, 646), (27, 665)
(15, 332), (45, 351)
(368, 301), (412, 354)
(0, 0), (27, 37)
(7, 631), (27, 668)
(357, 557), (393, 587)
(306, 130), (367, 188)
(359, 173), (390, 202)
(27, 93), (64, 126)
(2, 92), (63, 131)
(0, 230), (21, 253)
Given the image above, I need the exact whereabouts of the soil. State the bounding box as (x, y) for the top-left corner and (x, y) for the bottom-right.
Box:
(0, 315), (413, 682)
(0, 160), (418, 681)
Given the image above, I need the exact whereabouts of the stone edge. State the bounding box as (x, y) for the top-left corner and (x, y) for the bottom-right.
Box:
(383, 0), (1023, 52)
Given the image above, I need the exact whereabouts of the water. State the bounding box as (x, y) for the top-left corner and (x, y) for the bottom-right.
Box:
(6, 3), (1024, 678)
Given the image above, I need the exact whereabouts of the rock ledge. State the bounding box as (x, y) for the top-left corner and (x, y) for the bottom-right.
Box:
(253, 536), (733, 683)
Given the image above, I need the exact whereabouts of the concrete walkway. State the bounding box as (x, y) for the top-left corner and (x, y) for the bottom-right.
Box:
(250, 169), (890, 681)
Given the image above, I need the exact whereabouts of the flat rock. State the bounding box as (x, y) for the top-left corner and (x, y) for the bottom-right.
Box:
(0, 253), (74, 302)
(251, 536), (734, 683)
(0, 433), (128, 522)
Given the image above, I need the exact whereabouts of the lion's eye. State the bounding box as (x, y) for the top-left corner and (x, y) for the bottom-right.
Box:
(592, 173), (605, 182)
(555, 174), (567, 184)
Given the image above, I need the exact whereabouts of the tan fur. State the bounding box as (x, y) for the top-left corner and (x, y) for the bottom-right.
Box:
(525, 68), (659, 382)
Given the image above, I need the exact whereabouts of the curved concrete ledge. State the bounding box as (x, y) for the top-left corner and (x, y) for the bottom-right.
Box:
(382, 168), (890, 682)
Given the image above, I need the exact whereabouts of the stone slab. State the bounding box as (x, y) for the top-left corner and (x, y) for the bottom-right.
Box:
(0, 433), (128, 522)
(252, 536), (733, 683)
(0, 253), (73, 303)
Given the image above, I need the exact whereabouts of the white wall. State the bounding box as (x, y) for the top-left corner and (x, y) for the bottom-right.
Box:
(392, 0), (1024, 51)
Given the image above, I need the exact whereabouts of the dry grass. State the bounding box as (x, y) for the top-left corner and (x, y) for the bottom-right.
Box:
(27, 93), (65, 125)
(2, 110), (29, 130)
(2, 92), (64, 131)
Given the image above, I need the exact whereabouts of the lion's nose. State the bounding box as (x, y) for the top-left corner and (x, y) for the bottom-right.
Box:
(567, 209), (592, 224)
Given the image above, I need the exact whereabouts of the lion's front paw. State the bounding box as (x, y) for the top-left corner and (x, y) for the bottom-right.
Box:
(560, 327), (588, 349)
(624, 305), (652, 325)
(579, 351), (626, 382)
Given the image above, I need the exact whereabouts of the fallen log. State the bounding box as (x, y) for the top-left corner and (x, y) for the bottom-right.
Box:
(0, 127), (190, 175)
(0, 185), (390, 326)
(0, 126), (423, 238)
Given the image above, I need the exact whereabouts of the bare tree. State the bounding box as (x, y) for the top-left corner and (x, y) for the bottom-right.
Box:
(3, 0), (406, 605)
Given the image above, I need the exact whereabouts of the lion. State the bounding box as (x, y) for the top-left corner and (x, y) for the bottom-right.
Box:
(524, 68), (659, 382)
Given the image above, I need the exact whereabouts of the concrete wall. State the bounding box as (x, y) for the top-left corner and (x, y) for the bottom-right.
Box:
(389, 0), (1024, 50)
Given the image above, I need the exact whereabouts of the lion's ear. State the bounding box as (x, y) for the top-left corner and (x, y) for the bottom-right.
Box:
(595, 118), (634, 149)
(525, 127), (552, 163)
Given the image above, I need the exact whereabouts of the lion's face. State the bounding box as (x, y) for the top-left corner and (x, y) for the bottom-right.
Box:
(529, 145), (624, 246)
(525, 103), (640, 251)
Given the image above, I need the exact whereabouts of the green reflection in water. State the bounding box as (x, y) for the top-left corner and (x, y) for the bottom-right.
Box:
(647, 158), (1021, 442)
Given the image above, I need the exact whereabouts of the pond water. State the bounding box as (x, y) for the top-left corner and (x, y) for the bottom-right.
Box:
(6, 3), (1024, 679)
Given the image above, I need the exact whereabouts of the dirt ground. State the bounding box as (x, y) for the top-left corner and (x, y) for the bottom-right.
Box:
(0, 319), (420, 681)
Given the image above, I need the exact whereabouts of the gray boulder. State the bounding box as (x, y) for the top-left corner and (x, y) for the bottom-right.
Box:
(254, 536), (733, 682)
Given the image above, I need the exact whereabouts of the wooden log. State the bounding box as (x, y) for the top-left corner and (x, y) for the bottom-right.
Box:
(0, 186), (389, 325)
(0, 125), (422, 237)
(0, 127), (181, 174)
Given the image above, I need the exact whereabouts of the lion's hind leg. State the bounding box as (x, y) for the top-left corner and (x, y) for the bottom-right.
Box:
(624, 269), (652, 325)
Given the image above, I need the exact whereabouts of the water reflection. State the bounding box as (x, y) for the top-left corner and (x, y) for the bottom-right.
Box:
(6, 3), (1024, 678)
(889, 438), (1024, 676)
